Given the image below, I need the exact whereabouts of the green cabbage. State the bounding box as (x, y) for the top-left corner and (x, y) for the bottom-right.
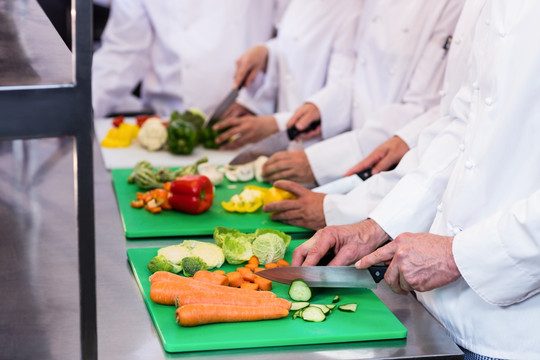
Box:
(213, 226), (256, 247)
(252, 233), (287, 265)
(254, 228), (291, 247)
(222, 236), (253, 265)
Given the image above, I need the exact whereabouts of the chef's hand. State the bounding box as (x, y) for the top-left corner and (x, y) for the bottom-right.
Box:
(286, 103), (322, 141)
(344, 136), (409, 177)
(356, 232), (460, 295)
(214, 115), (278, 150)
(222, 102), (254, 120)
(292, 219), (390, 266)
(234, 45), (269, 88)
(262, 150), (315, 184)
(262, 180), (326, 230)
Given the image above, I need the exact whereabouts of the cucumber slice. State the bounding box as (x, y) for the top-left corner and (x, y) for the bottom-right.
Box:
(301, 306), (326, 322)
(290, 302), (310, 311)
(288, 279), (312, 301)
(292, 309), (305, 320)
(332, 295), (340, 303)
(338, 303), (357, 312)
(310, 304), (331, 315)
(326, 304), (336, 310)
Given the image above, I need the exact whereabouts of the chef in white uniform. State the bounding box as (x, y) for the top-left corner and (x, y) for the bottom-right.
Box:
(293, 1), (540, 359)
(262, 0), (464, 185)
(92, 0), (285, 118)
(213, 0), (362, 149)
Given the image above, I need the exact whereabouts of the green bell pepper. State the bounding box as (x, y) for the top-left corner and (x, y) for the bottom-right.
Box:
(167, 118), (198, 155)
(199, 127), (220, 149)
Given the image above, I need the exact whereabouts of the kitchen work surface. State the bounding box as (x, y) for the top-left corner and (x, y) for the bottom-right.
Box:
(95, 118), (241, 169)
(127, 243), (407, 353)
(112, 169), (311, 239)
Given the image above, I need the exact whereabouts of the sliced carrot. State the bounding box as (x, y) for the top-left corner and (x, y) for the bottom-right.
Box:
(160, 198), (172, 210)
(176, 304), (289, 327)
(276, 259), (290, 267)
(213, 270), (226, 276)
(193, 270), (229, 286)
(253, 267), (265, 273)
(130, 200), (144, 208)
(175, 289), (291, 309)
(240, 282), (259, 291)
(226, 271), (244, 288)
(136, 192), (147, 201)
(265, 262), (278, 269)
(245, 263), (258, 272)
(247, 256), (259, 267)
(237, 267), (256, 282)
(254, 275), (272, 291)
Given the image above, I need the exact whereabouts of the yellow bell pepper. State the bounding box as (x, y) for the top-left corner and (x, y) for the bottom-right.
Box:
(222, 186), (266, 213)
(263, 186), (296, 205)
(101, 123), (140, 148)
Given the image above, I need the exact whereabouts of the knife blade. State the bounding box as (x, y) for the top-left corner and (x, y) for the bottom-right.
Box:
(256, 265), (387, 288)
(312, 169), (373, 194)
(229, 120), (321, 165)
(203, 77), (247, 130)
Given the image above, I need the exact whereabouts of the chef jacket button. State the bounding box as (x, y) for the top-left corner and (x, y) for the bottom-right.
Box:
(438, 89), (446, 97)
(454, 38), (462, 45)
(485, 19), (490, 26)
(472, 81), (479, 90)
(485, 97), (494, 106)
(499, 30), (506, 38)
(459, 143), (465, 152)
(452, 227), (461, 235)
(465, 160), (474, 169)
(437, 203), (443, 212)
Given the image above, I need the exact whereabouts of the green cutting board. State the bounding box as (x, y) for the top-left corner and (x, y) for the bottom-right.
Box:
(112, 169), (312, 239)
(127, 242), (407, 353)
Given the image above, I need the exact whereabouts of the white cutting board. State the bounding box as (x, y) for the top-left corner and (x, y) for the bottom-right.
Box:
(94, 118), (241, 169)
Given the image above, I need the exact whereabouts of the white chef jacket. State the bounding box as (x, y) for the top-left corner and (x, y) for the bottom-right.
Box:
(236, 0), (362, 134)
(92, 0), (283, 118)
(305, 0), (465, 186)
(368, 1), (540, 358)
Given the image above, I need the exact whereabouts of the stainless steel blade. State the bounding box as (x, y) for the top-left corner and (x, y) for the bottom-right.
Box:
(228, 130), (290, 165)
(257, 266), (381, 289)
(204, 88), (241, 129)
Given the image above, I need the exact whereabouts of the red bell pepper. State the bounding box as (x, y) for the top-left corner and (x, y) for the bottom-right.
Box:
(168, 175), (214, 214)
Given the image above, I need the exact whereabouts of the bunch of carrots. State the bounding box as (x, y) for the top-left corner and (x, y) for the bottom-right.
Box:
(149, 260), (292, 327)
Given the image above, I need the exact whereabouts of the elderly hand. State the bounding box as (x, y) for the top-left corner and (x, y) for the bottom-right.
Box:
(213, 115), (278, 150)
(291, 219), (390, 266)
(262, 150), (315, 184)
(262, 180), (326, 230)
(234, 45), (269, 88)
(356, 232), (460, 295)
(286, 103), (322, 140)
(344, 136), (410, 177)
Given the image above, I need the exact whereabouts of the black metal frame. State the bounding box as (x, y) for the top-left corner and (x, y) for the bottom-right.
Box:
(0, 0), (96, 358)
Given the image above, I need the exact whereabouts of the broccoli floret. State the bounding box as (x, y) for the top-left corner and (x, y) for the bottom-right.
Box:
(181, 256), (208, 277)
(147, 255), (181, 274)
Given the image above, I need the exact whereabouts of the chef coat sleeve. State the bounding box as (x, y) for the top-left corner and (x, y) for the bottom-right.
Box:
(92, 0), (152, 118)
(453, 192), (540, 306)
(395, 105), (441, 149)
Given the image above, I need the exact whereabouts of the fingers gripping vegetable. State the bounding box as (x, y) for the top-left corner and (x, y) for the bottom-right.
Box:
(169, 175), (214, 214)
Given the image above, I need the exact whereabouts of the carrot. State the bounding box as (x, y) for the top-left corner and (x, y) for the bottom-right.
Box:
(240, 282), (259, 291)
(193, 270), (229, 286)
(237, 267), (256, 282)
(245, 263), (258, 272)
(248, 256), (259, 267)
(265, 262), (278, 269)
(276, 259), (290, 267)
(213, 270), (226, 276)
(176, 304), (289, 327)
(226, 271), (244, 288)
(175, 289), (291, 309)
(254, 275), (272, 291)
(130, 200), (144, 208)
(253, 267), (265, 273)
(149, 272), (276, 298)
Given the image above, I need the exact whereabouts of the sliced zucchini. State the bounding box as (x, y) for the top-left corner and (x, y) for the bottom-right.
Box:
(338, 303), (357, 312)
(332, 295), (340, 303)
(290, 301), (310, 311)
(301, 306), (326, 322)
(326, 304), (336, 310)
(309, 304), (331, 315)
(292, 309), (305, 320)
(288, 279), (312, 301)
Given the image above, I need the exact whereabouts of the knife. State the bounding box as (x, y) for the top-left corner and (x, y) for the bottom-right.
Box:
(256, 264), (387, 288)
(312, 169), (373, 194)
(203, 77), (247, 130)
(229, 120), (321, 165)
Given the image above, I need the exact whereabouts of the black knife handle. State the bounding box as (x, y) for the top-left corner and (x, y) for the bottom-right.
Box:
(287, 120), (322, 140)
(368, 265), (388, 283)
(237, 76), (247, 90)
(355, 168), (373, 181)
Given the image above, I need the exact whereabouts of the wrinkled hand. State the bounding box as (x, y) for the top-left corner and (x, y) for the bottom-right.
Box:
(262, 180), (326, 230)
(213, 115), (278, 150)
(234, 45), (269, 88)
(356, 232), (460, 295)
(286, 103), (322, 141)
(344, 136), (410, 177)
(262, 150), (315, 184)
(221, 102), (254, 120)
(291, 219), (390, 266)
